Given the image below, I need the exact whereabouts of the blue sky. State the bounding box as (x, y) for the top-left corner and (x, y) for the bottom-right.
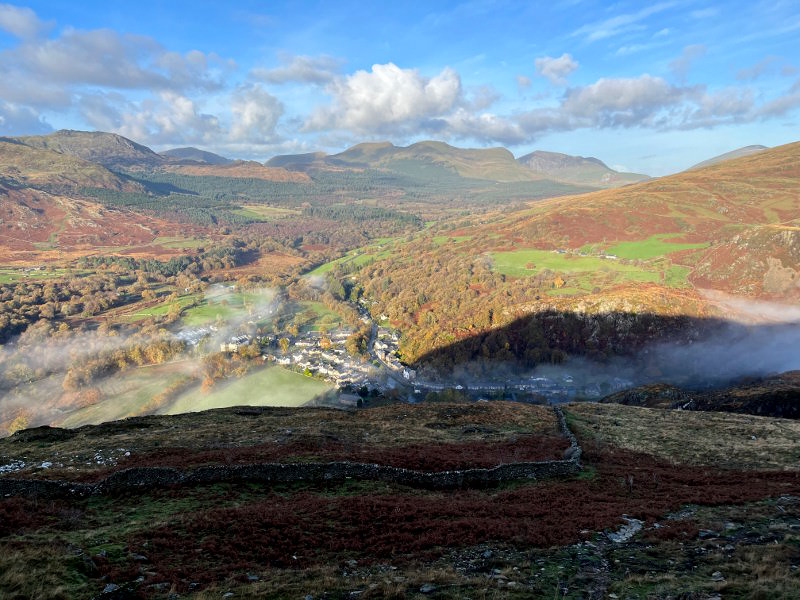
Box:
(0, 1), (798, 174)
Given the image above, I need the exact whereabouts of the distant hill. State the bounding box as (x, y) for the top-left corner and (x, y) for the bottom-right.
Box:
(517, 150), (649, 187)
(16, 130), (165, 169)
(265, 152), (328, 171)
(270, 141), (544, 182)
(500, 141), (800, 302)
(161, 147), (234, 165)
(689, 145), (768, 170)
(163, 160), (311, 183)
(0, 139), (171, 258)
(332, 140), (541, 182)
(0, 138), (139, 193)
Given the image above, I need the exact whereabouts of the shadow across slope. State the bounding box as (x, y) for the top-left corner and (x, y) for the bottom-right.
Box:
(412, 309), (800, 390)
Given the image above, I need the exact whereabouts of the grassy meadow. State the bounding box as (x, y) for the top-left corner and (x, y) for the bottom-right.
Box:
(163, 366), (332, 414)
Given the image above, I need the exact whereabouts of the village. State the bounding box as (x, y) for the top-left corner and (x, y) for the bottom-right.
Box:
(171, 292), (634, 405)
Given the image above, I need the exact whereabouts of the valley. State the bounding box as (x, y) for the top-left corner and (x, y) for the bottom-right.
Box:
(0, 129), (798, 600)
(0, 131), (799, 436)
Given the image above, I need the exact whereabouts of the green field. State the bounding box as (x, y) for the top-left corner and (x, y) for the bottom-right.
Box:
(181, 288), (274, 326)
(605, 234), (707, 260)
(127, 294), (197, 321)
(164, 366), (331, 414)
(152, 236), (209, 249)
(0, 267), (80, 284)
(58, 364), (195, 428)
(306, 245), (394, 276)
(491, 248), (696, 289)
(433, 235), (472, 246)
(297, 301), (343, 331)
(492, 249), (655, 278)
(229, 204), (300, 221)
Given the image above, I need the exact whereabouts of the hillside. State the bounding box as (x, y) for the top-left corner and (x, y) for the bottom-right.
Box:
(161, 147), (233, 165)
(0, 138), (137, 193)
(517, 150), (649, 187)
(15, 130), (166, 169)
(162, 160), (311, 182)
(601, 371), (800, 419)
(347, 141), (800, 367)
(690, 144), (768, 170)
(500, 141), (800, 300)
(265, 151), (328, 171)
(271, 140), (545, 182)
(1, 401), (799, 598)
(0, 140), (194, 260)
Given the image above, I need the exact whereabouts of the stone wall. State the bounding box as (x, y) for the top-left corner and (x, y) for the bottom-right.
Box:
(0, 407), (583, 498)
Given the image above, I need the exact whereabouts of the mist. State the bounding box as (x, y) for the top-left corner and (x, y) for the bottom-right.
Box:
(0, 285), (281, 435)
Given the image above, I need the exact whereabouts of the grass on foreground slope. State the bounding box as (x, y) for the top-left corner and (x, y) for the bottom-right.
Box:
(2, 401), (799, 599)
(567, 402), (800, 471)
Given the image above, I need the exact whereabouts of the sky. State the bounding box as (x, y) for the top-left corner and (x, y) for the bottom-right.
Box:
(0, 1), (798, 175)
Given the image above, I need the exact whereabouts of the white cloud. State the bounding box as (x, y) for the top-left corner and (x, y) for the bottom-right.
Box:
(107, 92), (222, 146)
(0, 101), (52, 135)
(3, 28), (226, 92)
(516, 75), (532, 91)
(561, 75), (688, 127)
(572, 3), (675, 42)
(251, 53), (342, 84)
(534, 53), (578, 86)
(737, 56), (778, 81)
(669, 44), (706, 82)
(305, 63), (461, 135)
(230, 84), (284, 143)
(0, 3), (49, 39)
(443, 108), (527, 145)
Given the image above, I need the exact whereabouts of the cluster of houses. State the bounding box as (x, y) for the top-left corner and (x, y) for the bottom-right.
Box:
(260, 329), (376, 390)
(373, 326), (416, 381)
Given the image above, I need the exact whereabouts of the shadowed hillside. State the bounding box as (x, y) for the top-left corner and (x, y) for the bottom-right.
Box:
(410, 308), (800, 391)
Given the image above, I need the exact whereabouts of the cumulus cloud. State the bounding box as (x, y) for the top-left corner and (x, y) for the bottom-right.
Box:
(0, 5), (233, 124)
(516, 75), (532, 92)
(305, 63), (461, 135)
(561, 75), (688, 127)
(98, 92), (222, 146)
(669, 44), (706, 82)
(230, 84), (284, 142)
(534, 53), (578, 86)
(0, 3), (50, 39)
(442, 108), (527, 145)
(251, 53), (342, 84)
(2, 28), (226, 93)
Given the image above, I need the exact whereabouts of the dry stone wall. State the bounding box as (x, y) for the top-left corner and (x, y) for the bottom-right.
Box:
(0, 407), (582, 498)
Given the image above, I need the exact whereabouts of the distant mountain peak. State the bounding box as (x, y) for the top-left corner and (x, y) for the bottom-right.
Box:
(517, 150), (648, 188)
(161, 147), (233, 165)
(15, 129), (164, 169)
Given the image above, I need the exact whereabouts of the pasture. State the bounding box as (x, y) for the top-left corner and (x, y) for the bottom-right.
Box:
(163, 366), (332, 414)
